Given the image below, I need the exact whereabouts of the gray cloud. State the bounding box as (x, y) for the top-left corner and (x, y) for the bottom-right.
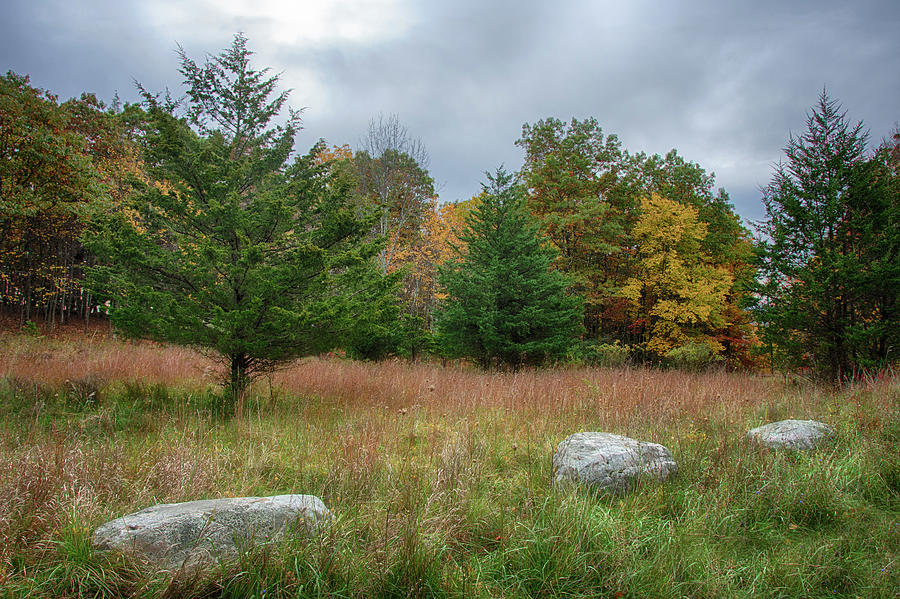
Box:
(3, 0), (898, 225)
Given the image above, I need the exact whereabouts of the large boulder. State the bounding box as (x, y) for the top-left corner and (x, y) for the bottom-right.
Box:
(92, 494), (330, 570)
(552, 432), (678, 493)
(747, 419), (834, 450)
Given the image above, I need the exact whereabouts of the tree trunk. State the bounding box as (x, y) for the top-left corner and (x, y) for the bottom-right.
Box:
(84, 289), (91, 332)
(24, 258), (32, 324)
(229, 353), (251, 414)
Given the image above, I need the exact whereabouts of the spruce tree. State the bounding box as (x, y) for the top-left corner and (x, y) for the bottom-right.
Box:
(757, 91), (899, 380)
(85, 35), (392, 404)
(436, 168), (583, 368)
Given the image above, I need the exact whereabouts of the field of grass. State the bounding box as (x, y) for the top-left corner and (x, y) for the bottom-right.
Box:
(0, 331), (897, 598)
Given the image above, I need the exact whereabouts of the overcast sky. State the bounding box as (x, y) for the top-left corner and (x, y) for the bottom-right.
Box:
(3, 0), (898, 224)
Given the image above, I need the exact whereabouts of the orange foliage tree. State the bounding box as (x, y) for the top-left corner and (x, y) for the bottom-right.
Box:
(0, 73), (141, 327)
(402, 194), (481, 330)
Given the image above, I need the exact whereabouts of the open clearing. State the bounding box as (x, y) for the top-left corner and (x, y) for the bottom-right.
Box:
(0, 333), (897, 598)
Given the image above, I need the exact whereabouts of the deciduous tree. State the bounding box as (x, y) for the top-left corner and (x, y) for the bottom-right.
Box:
(0, 73), (131, 327)
(622, 194), (733, 358)
(355, 114), (434, 274)
(517, 117), (628, 338)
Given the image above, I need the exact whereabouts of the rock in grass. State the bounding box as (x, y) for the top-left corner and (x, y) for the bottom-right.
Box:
(92, 495), (330, 570)
(747, 419), (834, 450)
(552, 432), (678, 493)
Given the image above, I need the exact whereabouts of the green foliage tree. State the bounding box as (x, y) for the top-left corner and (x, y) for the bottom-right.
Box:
(352, 116), (438, 356)
(436, 168), (583, 368)
(517, 118), (757, 366)
(516, 117), (628, 338)
(839, 136), (900, 371)
(85, 34), (391, 402)
(354, 114), (434, 274)
(756, 91), (899, 380)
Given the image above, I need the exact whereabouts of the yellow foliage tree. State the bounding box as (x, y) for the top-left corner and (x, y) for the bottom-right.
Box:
(401, 194), (480, 326)
(622, 194), (733, 357)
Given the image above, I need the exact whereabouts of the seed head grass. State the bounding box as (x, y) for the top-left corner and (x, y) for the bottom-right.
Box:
(0, 332), (897, 597)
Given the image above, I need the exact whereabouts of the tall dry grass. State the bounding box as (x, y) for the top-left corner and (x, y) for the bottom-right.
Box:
(6, 331), (896, 448)
(1, 333), (896, 597)
(0, 332), (216, 388)
(4, 331), (894, 426)
(274, 356), (777, 421)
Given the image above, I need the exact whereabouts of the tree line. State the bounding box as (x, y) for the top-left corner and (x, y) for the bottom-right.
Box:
(1, 35), (897, 396)
(0, 73), (144, 328)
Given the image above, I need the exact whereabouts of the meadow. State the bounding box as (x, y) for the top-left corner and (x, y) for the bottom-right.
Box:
(0, 331), (897, 598)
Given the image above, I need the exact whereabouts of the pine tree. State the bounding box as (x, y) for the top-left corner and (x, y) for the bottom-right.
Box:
(85, 35), (392, 404)
(436, 168), (583, 368)
(839, 140), (900, 372)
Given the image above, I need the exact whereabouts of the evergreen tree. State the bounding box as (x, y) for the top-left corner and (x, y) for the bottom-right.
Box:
(436, 168), (583, 368)
(839, 140), (900, 372)
(85, 35), (391, 403)
(756, 91), (898, 380)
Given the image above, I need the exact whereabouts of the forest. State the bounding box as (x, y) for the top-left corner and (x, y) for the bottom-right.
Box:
(1, 34), (898, 392)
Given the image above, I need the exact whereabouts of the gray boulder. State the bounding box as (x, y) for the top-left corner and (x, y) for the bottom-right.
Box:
(552, 432), (678, 493)
(747, 419), (834, 450)
(92, 494), (330, 570)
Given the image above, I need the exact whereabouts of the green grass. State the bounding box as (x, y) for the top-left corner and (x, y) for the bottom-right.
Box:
(0, 336), (897, 597)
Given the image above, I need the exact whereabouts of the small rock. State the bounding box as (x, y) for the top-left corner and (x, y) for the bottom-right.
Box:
(552, 432), (678, 494)
(92, 494), (330, 570)
(747, 419), (834, 450)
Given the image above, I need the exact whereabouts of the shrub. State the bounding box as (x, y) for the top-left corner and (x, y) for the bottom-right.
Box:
(665, 341), (722, 371)
(575, 341), (631, 368)
(21, 320), (41, 337)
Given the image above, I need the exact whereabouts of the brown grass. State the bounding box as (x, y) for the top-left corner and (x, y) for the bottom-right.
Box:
(0, 332), (216, 388)
(6, 331), (895, 427)
(275, 356), (781, 426)
(0, 433), (221, 567)
(0, 333), (897, 595)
